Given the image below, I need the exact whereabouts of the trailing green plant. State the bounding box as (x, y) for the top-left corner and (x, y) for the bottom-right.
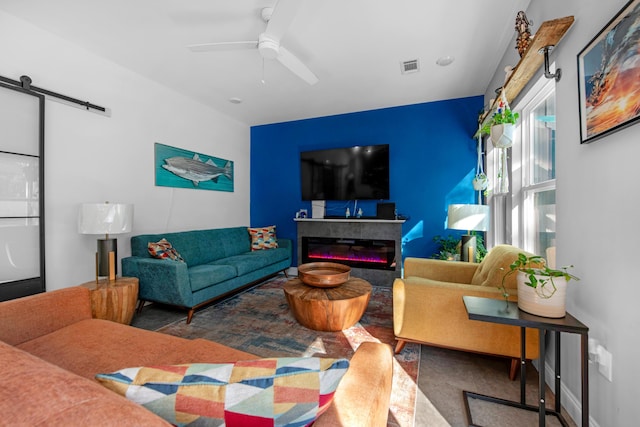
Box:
(480, 95), (520, 136)
(431, 233), (487, 262)
(471, 231), (487, 263)
(498, 253), (579, 301)
(431, 235), (460, 260)
(480, 107), (520, 135)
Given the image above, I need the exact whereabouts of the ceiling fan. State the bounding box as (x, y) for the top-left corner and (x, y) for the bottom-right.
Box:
(187, 0), (318, 85)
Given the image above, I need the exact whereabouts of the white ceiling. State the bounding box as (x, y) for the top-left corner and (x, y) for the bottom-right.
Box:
(1, 0), (530, 126)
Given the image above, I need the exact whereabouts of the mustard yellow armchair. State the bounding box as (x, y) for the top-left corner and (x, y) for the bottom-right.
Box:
(393, 245), (539, 379)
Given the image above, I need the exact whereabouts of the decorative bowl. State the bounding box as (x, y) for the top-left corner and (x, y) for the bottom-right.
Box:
(298, 262), (351, 288)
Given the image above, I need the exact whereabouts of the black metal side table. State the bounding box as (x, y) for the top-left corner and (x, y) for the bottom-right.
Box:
(462, 296), (589, 427)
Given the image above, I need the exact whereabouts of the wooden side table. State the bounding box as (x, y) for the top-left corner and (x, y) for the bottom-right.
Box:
(283, 277), (372, 332)
(79, 277), (139, 325)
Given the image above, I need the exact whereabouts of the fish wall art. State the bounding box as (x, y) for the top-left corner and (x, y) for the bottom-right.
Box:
(155, 143), (234, 192)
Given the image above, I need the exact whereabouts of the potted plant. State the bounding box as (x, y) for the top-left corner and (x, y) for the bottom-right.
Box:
(432, 233), (487, 263)
(431, 235), (460, 261)
(499, 253), (579, 318)
(481, 100), (520, 148)
(472, 172), (489, 191)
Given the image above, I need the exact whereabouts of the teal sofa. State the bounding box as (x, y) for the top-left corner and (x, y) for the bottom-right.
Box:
(122, 226), (292, 323)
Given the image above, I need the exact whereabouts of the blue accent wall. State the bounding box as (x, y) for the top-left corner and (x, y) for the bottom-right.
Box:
(250, 95), (483, 265)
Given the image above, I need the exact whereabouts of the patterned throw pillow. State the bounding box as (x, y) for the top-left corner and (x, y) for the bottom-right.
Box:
(248, 225), (278, 251)
(147, 238), (184, 262)
(96, 357), (349, 427)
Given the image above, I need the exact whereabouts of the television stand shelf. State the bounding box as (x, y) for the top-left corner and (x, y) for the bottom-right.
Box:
(295, 218), (405, 224)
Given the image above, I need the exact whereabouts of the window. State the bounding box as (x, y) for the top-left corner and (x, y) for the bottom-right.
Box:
(489, 78), (557, 264)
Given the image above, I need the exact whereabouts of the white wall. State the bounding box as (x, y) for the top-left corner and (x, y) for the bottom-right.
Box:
(0, 11), (250, 291)
(486, 1), (640, 425)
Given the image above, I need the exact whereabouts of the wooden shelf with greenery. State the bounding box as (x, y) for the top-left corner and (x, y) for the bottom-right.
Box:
(476, 15), (575, 136)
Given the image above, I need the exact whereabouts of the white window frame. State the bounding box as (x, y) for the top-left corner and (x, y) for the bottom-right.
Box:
(515, 78), (556, 254)
(488, 76), (556, 254)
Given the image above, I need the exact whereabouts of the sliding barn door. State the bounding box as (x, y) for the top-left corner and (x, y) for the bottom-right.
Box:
(0, 82), (45, 300)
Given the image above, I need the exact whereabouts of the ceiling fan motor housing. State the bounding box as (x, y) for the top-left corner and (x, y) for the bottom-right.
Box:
(258, 33), (280, 59)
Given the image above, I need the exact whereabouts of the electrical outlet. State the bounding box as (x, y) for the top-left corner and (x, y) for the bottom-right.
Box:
(588, 338), (598, 363)
(597, 345), (613, 382)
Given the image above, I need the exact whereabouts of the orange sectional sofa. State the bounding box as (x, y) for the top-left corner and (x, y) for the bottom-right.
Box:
(0, 286), (393, 426)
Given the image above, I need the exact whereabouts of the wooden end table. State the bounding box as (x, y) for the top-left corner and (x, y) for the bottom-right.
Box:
(80, 276), (139, 325)
(462, 296), (589, 427)
(283, 277), (372, 332)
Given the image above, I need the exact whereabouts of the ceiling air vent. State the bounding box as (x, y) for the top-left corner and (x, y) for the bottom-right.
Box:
(400, 59), (420, 74)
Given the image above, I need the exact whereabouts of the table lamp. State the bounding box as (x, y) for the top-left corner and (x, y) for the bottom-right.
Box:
(447, 204), (489, 262)
(78, 202), (133, 282)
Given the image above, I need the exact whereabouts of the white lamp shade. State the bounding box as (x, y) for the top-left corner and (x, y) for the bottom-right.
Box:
(447, 204), (489, 232)
(78, 203), (133, 235)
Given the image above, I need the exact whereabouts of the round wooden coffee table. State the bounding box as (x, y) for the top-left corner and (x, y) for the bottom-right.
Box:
(283, 277), (372, 332)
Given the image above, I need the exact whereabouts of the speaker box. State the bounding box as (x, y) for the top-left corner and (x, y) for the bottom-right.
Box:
(377, 202), (396, 220)
(311, 200), (325, 218)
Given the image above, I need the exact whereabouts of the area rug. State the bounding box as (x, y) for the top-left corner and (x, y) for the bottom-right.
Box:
(156, 275), (420, 427)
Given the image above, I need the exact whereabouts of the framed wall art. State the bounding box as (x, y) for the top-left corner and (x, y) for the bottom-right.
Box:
(577, 0), (640, 144)
(155, 143), (234, 192)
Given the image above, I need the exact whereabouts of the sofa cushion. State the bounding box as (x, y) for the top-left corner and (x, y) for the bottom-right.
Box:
(148, 238), (185, 262)
(212, 247), (290, 276)
(471, 245), (525, 289)
(248, 225), (279, 251)
(96, 357), (349, 427)
(188, 264), (237, 292)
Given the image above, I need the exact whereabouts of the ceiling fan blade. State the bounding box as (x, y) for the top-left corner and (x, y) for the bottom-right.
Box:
(265, 0), (301, 40)
(277, 46), (318, 85)
(188, 41), (257, 52)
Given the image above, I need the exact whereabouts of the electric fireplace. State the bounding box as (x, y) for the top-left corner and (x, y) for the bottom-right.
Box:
(301, 236), (396, 271)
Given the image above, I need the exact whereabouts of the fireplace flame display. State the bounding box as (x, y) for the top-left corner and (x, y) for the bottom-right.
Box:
(302, 237), (395, 271)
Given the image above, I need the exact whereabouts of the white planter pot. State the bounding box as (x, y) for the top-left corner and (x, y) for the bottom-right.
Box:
(472, 175), (488, 191)
(516, 271), (567, 318)
(490, 123), (515, 148)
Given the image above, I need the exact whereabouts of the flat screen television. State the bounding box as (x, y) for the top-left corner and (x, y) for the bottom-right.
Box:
(300, 144), (390, 201)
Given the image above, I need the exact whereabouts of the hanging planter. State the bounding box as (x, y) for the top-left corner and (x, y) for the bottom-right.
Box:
(490, 123), (516, 148)
(472, 173), (488, 190)
(480, 93), (519, 148)
(494, 148), (510, 194)
(473, 125), (489, 194)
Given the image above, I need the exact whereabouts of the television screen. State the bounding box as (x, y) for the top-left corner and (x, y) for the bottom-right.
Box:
(300, 144), (390, 201)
